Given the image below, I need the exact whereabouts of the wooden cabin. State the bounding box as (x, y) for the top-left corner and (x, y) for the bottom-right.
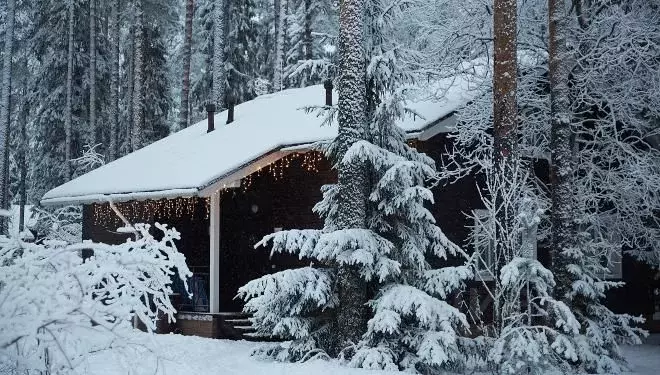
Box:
(41, 84), (660, 339)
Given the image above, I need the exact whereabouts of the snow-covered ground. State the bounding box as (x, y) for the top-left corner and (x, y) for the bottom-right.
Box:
(84, 332), (660, 375)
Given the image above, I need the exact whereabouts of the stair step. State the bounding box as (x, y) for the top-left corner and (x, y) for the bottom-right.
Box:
(234, 326), (257, 333)
(225, 318), (252, 326)
(215, 312), (249, 318)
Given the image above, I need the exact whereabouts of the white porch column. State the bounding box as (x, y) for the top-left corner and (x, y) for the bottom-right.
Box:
(209, 191), (221, 313)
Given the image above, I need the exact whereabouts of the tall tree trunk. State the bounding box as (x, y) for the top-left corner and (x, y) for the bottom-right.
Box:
(126, 25), (135, 154)
(179, 0), (194, 130)
(65, 0), (75, 180)
(331, 0), (368, 357)
(213, 0), (226, 107)
(272, 0), (286, 92)
(0, 0), (16, 234)
(132, 1), (145, 152)
(548, 0), (574, 299)
(89, 0), (97, 146)
(492, 0), (518, 332)
(303, 0), (313, 61)
(18, 81), (27, 234)
(109, 0), (120, 160)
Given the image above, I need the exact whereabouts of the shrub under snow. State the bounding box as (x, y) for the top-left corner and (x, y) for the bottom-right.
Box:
(0, 222), (191, 374)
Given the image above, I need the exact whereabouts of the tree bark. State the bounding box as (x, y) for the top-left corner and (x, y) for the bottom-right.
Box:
(492, 0), (518, 332)
(109, 0), (120, 160)
(213, 0), (226, 108)
(0, 0), (16, 234)
(303, 0), (313, 61)
(131, 0), (145, 152)
(18, 80), (27, 234)
(89, 0), (97, 146)
(179, 0), (194, 130)
(331, 0), (368, 357)
(548, 0), (575, 299)
(65, 0), (74, 179)
(272, 0), (287, 92)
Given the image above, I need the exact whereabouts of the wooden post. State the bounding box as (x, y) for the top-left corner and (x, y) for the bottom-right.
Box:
(209, 191), (221, 313)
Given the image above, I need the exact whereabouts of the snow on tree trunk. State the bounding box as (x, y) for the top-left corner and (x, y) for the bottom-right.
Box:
(303, 0), (313, 61)
(132, 0), (145, 152)
(65, 0), (74, 180)
(109, 0), (120, 160)
(213, 0), (226, 108)
(332, 0), (368, 357)
(0, 0), (15, 234)
(272, 0), (287, 92)
(179, 0), (194, 130)
(548, 0), (574, 299)
(89, 0), (97, 146)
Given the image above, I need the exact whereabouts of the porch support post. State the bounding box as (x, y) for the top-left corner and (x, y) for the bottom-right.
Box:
(209, 191), (221, 313)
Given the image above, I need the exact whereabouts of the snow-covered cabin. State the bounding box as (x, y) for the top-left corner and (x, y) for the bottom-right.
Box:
(41, 84), (660, 338)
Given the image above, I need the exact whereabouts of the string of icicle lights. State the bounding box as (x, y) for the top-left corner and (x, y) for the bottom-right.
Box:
(93, 151), (327, 227)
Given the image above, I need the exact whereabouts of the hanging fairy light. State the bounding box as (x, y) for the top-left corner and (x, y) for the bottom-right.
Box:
(93, 151), (328, 227)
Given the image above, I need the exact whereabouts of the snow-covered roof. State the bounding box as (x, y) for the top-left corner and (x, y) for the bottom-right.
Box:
(42, 83), (475, 205)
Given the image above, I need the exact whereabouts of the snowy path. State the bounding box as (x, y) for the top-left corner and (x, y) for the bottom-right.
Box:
(86, 332), (660, 375)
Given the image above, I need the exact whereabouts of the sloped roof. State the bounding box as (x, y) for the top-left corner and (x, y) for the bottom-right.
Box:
(41, 83), (474, 205)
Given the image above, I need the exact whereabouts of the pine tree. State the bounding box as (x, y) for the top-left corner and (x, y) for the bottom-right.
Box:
(88, 0), (97, 146)
(0, 0), (15, 234)
(212, 0), (226, 107)
(226, 0), (258, 103)
(491, 0), (517, 334)
(131, 0), (145, 151)
(178, 0), (194, 130)
(109, 0), (120, 161)
(272, 0), (287, 92)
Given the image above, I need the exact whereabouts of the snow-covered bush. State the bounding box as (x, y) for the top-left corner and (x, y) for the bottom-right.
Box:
(0, 222), (191, 374)
(490, 257), (580, 374)
(32, 204), (83, 244)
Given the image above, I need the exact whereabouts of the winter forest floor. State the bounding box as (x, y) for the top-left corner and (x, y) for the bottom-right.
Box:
(84, 331), (660, 375)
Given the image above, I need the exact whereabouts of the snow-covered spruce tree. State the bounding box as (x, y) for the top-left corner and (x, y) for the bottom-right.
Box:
(284, 0), (338, 88)
(225, 0), (258, 103)
(0, 220), (191, 374)
(239, 0), (472, 371)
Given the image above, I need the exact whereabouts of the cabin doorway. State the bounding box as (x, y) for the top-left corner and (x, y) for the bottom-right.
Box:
(219, 187), (273, 312)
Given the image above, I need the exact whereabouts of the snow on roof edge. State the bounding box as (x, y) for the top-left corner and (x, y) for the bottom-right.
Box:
(41, 188), (199, 206)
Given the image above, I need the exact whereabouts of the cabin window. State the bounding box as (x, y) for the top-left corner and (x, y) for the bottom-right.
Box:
(472, 209), (538, 281)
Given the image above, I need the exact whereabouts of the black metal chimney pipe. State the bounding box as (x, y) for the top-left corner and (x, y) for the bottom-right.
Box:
(324, 79), (333, 106)
(206, 103), (216, 133)
(226, 95), (235, 124)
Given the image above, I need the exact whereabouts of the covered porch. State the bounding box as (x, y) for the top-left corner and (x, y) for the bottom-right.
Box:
(80, 150), (334, 339)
